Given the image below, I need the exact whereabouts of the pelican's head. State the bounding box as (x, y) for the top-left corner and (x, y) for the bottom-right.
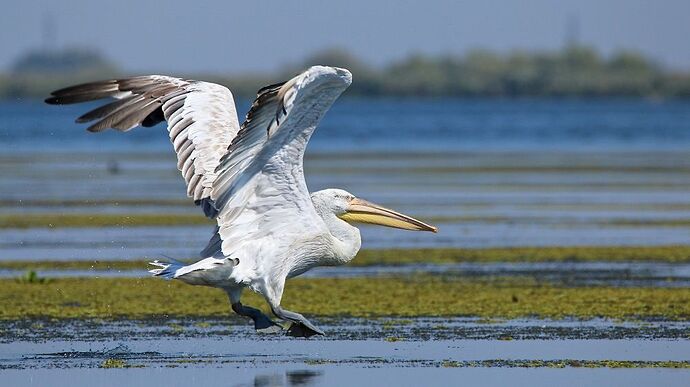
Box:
(311, 189), (438, 233)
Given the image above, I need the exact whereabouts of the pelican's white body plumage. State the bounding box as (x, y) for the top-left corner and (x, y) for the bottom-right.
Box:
(47, 66), (435, 337)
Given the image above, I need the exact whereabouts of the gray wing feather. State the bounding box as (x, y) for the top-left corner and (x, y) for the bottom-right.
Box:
(46, 75), (240, 216)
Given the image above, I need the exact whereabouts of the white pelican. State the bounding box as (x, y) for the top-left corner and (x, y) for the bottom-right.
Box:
(46, 66), (437, 337)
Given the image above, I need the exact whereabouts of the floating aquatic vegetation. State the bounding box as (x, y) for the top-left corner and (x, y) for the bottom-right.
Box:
(100, 359), (128, 368)
(0, 213), (212, 229)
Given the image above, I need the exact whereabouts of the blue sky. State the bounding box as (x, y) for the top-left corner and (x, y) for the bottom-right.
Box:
(2, 0), (689, 73)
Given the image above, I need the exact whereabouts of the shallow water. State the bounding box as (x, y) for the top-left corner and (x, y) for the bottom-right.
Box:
(4, 261), (690, 288)
(2, 147), (690, 260)
(5, 221), (690, 262)
(3, 99), (690, 385)
(4, 317), (689, 342)
(5, 367), (690, 387)
(1, 318), (689, 386)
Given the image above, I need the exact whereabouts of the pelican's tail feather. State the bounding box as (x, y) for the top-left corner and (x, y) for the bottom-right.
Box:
(148, 257), (235, 285)
(148, 259), (183, 279)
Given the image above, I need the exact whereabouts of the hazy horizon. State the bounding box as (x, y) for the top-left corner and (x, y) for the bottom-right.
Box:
(2, 0), (690, 74)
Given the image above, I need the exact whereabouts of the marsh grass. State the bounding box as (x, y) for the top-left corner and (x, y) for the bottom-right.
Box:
(15, 270), (50, 284)
(0, 214), (212, 229)
(4, 213), (690, 229)
(353, 246), (690, 264)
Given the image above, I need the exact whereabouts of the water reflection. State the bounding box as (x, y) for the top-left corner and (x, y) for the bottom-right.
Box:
(285, 370), (324, 386)
(241, 370), (323, 387)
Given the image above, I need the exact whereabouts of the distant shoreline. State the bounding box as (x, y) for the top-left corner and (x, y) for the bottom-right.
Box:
(5, 46), (690, 100)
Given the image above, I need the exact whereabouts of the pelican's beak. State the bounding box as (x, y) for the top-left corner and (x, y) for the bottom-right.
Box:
(339, 198), (438, 233)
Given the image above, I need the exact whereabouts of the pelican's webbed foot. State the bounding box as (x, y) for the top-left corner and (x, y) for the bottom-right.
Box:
(286, 322), (324, 338)
(232, 302), (283, 334)
(271, 305), (325, 338)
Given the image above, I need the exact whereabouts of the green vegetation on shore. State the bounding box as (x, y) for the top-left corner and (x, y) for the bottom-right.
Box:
(440, 360), (690, 369)
(0, 198), (190, 208)
(5, 212), (690, 229)
(5, 198), (690, 212)
(2, 245), (690, 272)
(4, 46), (690, 99)
(354, 245), (690, 265)
(1, 276), (687, 321)
(0, 213), (212, 229)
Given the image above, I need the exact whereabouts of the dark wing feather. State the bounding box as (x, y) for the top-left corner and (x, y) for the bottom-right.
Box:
(46, 75), (241, 217)
(76, 96), (136, 123)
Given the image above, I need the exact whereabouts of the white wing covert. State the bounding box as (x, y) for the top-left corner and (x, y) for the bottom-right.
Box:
(203, 66), (352, 259)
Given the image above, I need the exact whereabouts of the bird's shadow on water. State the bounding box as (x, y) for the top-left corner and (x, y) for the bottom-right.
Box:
(244, 369), (324, 387)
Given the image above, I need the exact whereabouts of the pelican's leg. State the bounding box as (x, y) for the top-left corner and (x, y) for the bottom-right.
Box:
(262, 282), (324, 338)
(225, 288), (282, 334)
(270, 305), (325, 338)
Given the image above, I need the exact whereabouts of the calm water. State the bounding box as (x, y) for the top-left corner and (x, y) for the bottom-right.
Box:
(2, 98), (690, 151)
(2, 317), (689, 386)
(1, 99), (690, 260)
(2, 99), (690, 384)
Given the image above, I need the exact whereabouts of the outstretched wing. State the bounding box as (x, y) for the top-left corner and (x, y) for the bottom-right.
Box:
(202, 66), (352, 258)
(46, 75), (240, 216)
(46, 66), (352, 261)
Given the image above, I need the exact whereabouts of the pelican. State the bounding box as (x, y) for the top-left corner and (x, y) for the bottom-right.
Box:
(46, 66), (437, 337)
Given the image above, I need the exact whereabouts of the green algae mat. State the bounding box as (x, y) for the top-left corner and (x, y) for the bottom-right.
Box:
(4, 213), (690, 229)
(0, 213), (213, 229)
(1, 276), (688, 321)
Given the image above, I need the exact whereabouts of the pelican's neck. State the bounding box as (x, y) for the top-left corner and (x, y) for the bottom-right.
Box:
(318, 211), (361, 266)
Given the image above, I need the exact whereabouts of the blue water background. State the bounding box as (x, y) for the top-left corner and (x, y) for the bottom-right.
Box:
(1, 98), (690, 259)
(2, 98), (690, 152)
